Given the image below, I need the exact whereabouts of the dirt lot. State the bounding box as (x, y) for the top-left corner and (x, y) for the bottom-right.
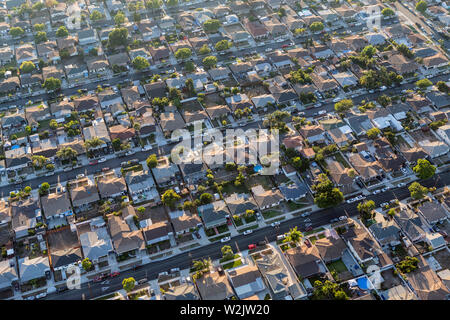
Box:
(242, 84), (269, 99)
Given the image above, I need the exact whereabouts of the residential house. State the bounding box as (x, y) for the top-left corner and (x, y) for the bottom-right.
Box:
(11, 199), (42, 239)
(108, 215), (145, 256)
(285, 243), (326, 279)
(251, 185), (284, 210)
(195, 270), (235, 300)
(197, 200), (230, 229)
(227, 264), (266, 299)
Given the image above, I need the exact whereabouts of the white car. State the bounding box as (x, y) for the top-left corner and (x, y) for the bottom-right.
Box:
(76, 174), (85, 179)
(265, 48), (272, 52)
(25, 296), (35, 300)
(36, 292), (47, 299)
(271, 221), (281, 228)
(125, 150), (135, 156)
(45, 172), (53, 177)
(339, 216), (347, 221)
(397, 183), (406, 187)
(372, 190), (381, 195)
(332, 97), (341, 103)
(220, 236), (231, 243)
(243, 229), (253, 235)
(346, 198), (354, 204)
(98, 157), (106, 163)
(380, 202), (389, 208)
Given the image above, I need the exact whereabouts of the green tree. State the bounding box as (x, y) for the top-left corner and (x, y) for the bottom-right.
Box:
(202, 55), (217, 69)
(357, 200), (376, 220)
(408, 182), (428, 200)
(137, 206), (146, 215)
(413, 158), (436, 179)
(122, 277), (136, 292)
(367, 127), (381, 139)
(90, 10), (104, 21)
(198, 44), (211, 55)
(108, 27), (128, 48)
(416, 0), (428, 14)
(312, 280), (349, 300)
(283, 226), (303, 245)
(436, 81), (449, 93)
(215, 39), (232, 51)
(166, 0), (178, 6)
(361, 45), (377, 58)
(24, 186), (32, 194)
(203, 19), (221, 33)
(56, 146), (78, 160)
(161, 189), (181, 208)
(146, 154), (157, 168)
(174, 47), (192, 60)
(381, 7), (395, 17)
(199, 193), (213, 204)
(416, 78), (433, 90)
(132, 56), (150, 70)
(35, 31), (48, 44)
(309, 21), (324, 32)
(81, 258), (92, 271)
(43, 77), (61, 91)
(396, 256), (419, 273)
(56, 26), (69, 37)
(49, 119), (58, 130)
(20, 61), (36, 74)
(184, 61), (195, 73)
(34, 23), (45, 32)
(39, 182), (50, 195)
(85, 137), (104, 150)
(334, 99), (353, 113)
(114, 10), (126, 25)
(9, 27), (24, 37)
(221, 245), (234, 260)
(32, 1), (45, 11)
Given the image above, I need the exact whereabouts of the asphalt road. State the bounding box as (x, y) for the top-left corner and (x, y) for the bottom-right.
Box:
(44, 170), (449, 300)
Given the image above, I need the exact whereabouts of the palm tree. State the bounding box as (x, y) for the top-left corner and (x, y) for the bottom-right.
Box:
(56, 146), (78, 160)
(85, 137), (104, 150)
(192, 258), (212, 272)
(283, 226), (304, 245)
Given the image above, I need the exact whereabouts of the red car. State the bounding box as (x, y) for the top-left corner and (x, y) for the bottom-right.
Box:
(93, 276), (104, 282)
(305, 226), (313, 232)
(248, 244), (256, 250)
(109, 272), (120, 278)
(282, 44), (288, 48)
(89, 160), (98, 165)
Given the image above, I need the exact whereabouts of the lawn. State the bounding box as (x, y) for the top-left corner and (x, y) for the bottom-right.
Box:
(304, 227), (325, 236)
(326, 259), (348, 274)
(246, 175), (274, 190)
(217, 224), (229, 234)
(262, 207), (284, 220)
(286, 201), (307, 211)
(223, 259), (243, 270)
(334, 152), (350, 168)
(219, 254), (240, 263)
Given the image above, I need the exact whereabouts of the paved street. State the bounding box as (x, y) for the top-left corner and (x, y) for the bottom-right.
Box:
(45, 171), (449, 300)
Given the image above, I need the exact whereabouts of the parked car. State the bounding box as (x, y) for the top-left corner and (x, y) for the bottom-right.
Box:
(57, 286), (68, 293)
(257, 240), (266, 246)
(339, 216), (347, 220)
(194, 232), (201, 239)
(76, 174), (85, 179)
(125, 150), (135, 156)
(248, 244), (256, 250)
(45, 270), (51, 280)
(36, 292), (47, 299)
(89, 160), (98, 165)
(305, 226), (313, 232)
(220, 236), (231, 243)
(243, 229), (253, 235)
(98, 157), (106, 163)
(109, 272), (120, 278)
(271, 221), (281, 228)
(102, 167), (110, 172)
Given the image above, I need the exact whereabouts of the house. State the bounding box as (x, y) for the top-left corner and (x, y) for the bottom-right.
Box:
(297, 125), (325, 144)
(69, 178), (100, 213)
(394, 208), (426, 243)
(36, 41), (60, 64)
(40, 190), (73, 221)
(150, 156), (181, 187)
(0, 46), (13, 64)
(11, 199), (42, 239)
(86, 56), (110, 75)
(96, 174), (127, 199)
(380, 284), (418, 300)
(327, 126), (355, 147)
(251, 94), (276, 109)
(25, 104), (50, 129)
(314, 236), (347, 264)
(108, 124), (135, 141)
(20, 73), (43, 89)
(142, 220), (173, 246)
(251, 185), (284, 210)
(77, 217), (113, 264)
(341, 226), (380, 265)
(208, 67), (231, 81)
(417, 201), (449, 225)
(144, 81), (167, 99)
(326, 159), (355, 195)
(108, 215), (145, 256)
(227, 264), (266, 299)
(15, 44), (37, 65)
(163, 282), (200, 300)
(255, 251), (307, 299)
(0, 259), (18, 298)
(18, 256), (50, 285)
(426, 91), (450, 109)
(418, 140), (449, 159)
(197, 200), (230, 229)
(224, 193), (258, 217)
(162, 207), (195, 233)
(137, 19), (161, 41)
(5, 146), (32, 172)
(368, 213), (402, 248)
(348, 153), (383, 183)
(285, 243), (325, 279)
(98, 89), (123, 108)
(47, 227), (82, 272)
(57, 36), (78, 57)
(406, 257), (450, 300)
(423, 53), (448, 70)
(50, 100), (74, 123)
(73, 95), (99, 113)
(77, 29), (98, 47)
(125, 170), (160, 204)
(195, 270), (235, 300)
(436, 125), (450, 146)
(0, 77), (20, 94)
(244, 19), (269, 40)
(282, 135), (304, 153)
(279, 183), (308, 201)
(148, 46), (170, 64)
(82, 118), (111, 147)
